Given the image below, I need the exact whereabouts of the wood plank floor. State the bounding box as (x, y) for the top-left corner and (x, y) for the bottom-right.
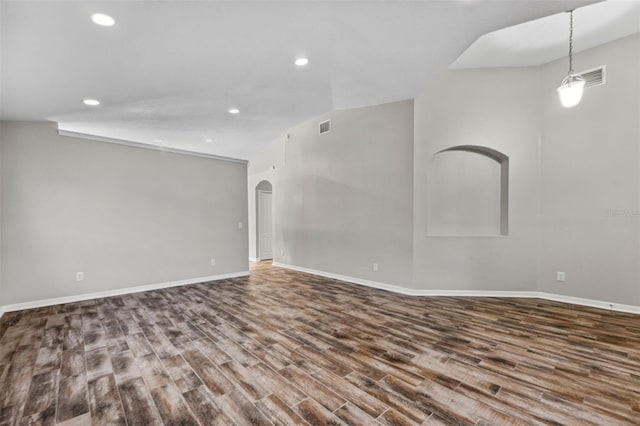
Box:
(1, 261), (639, 425)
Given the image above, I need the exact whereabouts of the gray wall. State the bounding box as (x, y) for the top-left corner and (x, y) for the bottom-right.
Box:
(539, 34), (640, 305)
(414, 34), (639, 299)
(248, 34), (639, 307)
(1, 121), (249, 306)
(251, 100), (415, 287)
(413, 67), (542, 291)
(0, 121), (3, 310)
(247, 137), (282, 261)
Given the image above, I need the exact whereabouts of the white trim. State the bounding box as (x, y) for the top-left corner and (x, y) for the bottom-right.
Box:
(272, 262), (538, 297)
(273, 261), (419, 295)
(57, 129), (248, 164)
(1, 271), (249, 313)
(536, 292), (640, 315)
(272, 262), (640, 315)
(4, 265), (638, 317)
(249, 257), (259, 262)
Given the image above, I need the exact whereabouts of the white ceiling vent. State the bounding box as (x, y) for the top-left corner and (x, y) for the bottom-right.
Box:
(319, 119), (331, 135)
(580, 66), (606, 88)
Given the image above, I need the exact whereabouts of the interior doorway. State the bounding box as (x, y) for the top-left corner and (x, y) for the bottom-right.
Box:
(256, 180), (273, 260)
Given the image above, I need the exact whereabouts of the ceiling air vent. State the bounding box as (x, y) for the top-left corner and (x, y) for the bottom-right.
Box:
(579, 66), (606, 88)
(319, 119), (331, 135)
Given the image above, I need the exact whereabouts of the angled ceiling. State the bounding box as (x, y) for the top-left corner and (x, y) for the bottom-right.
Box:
(1, 0), (597, 160)
(452, 0), (640, 69)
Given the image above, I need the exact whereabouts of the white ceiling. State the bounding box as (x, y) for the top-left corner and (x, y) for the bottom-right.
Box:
(1, 0), (598, 160)
(452, 0), (640, 69)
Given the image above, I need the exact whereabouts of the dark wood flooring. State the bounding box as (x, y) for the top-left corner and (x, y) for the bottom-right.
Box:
(1, 261), (639, 425)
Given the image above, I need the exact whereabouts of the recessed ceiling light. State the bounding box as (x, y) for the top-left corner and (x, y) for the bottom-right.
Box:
(83, 99), (101, 106)
(154, 139), (163, 143)
(228, 108), (240, 115)
(205, 138), (213, 143)
(91, 13), (115, 27)
(295, 57), (309, 67)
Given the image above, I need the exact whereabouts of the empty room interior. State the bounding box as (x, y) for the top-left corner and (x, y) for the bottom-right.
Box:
(1, 0), (640, 424)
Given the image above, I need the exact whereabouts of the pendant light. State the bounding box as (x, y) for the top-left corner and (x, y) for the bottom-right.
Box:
(557, 10), (585, 108)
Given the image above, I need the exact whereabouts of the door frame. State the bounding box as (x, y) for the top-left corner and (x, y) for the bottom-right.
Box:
(257, 189), (273, 260)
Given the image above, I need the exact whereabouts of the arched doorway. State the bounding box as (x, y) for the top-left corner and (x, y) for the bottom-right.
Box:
(256, 180), (273, 260)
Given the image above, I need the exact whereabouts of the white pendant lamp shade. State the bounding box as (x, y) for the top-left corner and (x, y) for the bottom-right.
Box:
(557, 73), (585, 108)
(558, 10), (584, 108)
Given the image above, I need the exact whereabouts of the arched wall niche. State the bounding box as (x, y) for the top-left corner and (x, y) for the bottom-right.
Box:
(427, 145), (509, 237)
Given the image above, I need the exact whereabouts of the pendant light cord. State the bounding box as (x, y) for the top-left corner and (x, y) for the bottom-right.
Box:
(568, 10), (574, 75)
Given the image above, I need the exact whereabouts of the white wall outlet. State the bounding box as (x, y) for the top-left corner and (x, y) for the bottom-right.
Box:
(237, 221), (243, 229)
(76, 272), (84, 281)
(557, 272), (565, 282)
(373, 263), (379, 272)
(210, 258), (216, 267)
(280, 249), (285, 256)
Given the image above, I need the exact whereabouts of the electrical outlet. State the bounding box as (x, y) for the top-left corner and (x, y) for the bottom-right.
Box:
(556, 272), (565, 282)
(210, 258), (216, 267)
(373, 263), (379, 272)
(237, 221), (243, 229)
(280, 249), (285, 256)
(76, 272), (84, 282)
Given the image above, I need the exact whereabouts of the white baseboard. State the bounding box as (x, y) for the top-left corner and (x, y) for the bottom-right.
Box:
(272, 262), (539, 298)
(3, 264), (638, 317)
(272, 262), (640, 315)
(249, 257), (259, 262)
(535, 292), (640, 315)
(0, 271), (250, 314)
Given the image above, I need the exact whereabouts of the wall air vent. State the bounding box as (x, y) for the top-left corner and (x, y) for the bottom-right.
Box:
(319, 119), (331, 135)
(579, 66), (606, 88)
